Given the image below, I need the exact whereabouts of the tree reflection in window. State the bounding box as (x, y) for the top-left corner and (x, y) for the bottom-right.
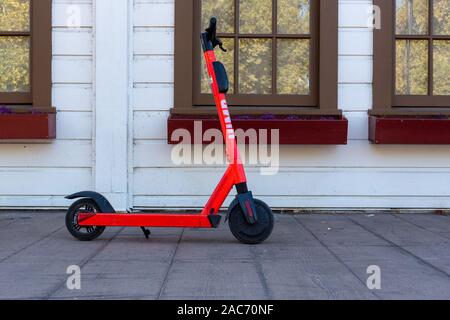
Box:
(0, 0), (30, 93)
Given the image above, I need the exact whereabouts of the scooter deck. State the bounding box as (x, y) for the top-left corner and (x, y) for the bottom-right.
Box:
(77, 213), (221, 229)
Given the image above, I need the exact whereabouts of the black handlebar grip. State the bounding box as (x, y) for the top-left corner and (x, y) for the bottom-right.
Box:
(209, 17), (217, 29)
(206, 17), (217, 41)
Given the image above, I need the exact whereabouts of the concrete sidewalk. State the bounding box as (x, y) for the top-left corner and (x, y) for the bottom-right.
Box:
(0, 211), (449, 300)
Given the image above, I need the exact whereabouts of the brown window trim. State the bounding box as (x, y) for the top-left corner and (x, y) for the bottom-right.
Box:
(371, 0), (450, 144)
(173, 0), (340, 116)
(0, 0), (52, 110)
(193, 0), (319, 107)
(0, 0), (55, 140)
(372, 0), (450, 116)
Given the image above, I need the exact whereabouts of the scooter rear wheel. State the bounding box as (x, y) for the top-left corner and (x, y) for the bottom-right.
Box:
(228, 199), (274, 244)
(66, 199), (106, 241)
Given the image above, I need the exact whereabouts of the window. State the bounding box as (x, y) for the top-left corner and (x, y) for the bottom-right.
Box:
(174, 0), (339, 115)
(373, 0), (450, 114)
(196, 0), (317, 106)
(0, 0), (52, 109)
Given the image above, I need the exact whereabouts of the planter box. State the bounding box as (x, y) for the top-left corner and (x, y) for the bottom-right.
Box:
(168, 115), (348, 145)
(369, 115), (450, 144)
(0, 113), (56, 140)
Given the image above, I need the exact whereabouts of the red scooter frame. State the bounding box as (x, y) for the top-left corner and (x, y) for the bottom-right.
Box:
(65, 18), (274, 244)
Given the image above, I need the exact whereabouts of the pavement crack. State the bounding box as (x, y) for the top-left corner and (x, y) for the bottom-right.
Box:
(393, 214), (450, 242)
(44, 227), (125, 300)
(156, 229), (184, 300)
(293, 216), (381, 300)
(0, 226), (64, 264)
(249, 247), (273, 299)
(346, 215), (450, 279)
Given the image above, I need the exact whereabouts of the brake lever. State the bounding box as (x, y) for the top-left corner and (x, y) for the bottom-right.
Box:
(217, 39), (227, 52)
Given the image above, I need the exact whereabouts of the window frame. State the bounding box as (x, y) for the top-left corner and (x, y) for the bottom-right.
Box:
(0, 0), (52, 110)
(193, 0), (319, 107)
(372, 0), (450, 115)
(174, 0), (339, 115)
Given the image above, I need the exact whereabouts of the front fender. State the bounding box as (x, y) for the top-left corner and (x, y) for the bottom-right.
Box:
(65, 191), (116, 213)
(226, 192), (259, 224)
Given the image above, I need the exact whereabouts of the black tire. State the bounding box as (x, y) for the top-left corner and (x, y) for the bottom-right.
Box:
(66, 199), (106, 241)
(228, 199), (274, 245)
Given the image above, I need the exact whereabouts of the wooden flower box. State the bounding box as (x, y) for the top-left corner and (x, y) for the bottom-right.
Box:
(168, 114), (348, 145)
(369, 115), (450, 144)
(0, 108), (56, 140)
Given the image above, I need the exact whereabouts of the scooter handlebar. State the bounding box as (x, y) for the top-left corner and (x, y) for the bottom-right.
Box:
(206, 17), (217, 39)
(205, 17), (227, 52)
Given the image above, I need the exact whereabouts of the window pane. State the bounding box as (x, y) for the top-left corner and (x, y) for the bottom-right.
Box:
(277, 39), (309, 94)
(433, 41), (450, 95)
(202, 0), (234, 33)
(0, 36), (29, 92)
(201, 38), (235, 94)
(396, 0), (428, 35)
(434, 0), (450, 35)
(278, 0), (310, 34)
(396, 40), (428, 95)
(239, 39), (272, 94)
(0, 0), (30, 32)
(240, 0), (272, 34)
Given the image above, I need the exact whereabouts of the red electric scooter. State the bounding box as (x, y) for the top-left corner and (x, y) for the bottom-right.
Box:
(65, 18), (274, 244)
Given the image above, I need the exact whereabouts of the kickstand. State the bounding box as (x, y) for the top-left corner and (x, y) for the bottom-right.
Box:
(140, 227), (151, 240)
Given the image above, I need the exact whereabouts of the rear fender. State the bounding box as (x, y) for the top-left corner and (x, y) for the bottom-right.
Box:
(65, 191), (116, 213)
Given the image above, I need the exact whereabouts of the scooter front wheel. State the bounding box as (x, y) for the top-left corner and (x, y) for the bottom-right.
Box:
(66, 199), (106, 241)
(228, 199), (274, 245)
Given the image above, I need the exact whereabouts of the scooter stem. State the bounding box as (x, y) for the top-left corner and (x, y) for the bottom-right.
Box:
(200, 18), (258, 224)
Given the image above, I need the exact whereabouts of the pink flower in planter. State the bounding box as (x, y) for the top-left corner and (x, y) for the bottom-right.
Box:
(31, 109), (43, 115)
(0, 106), (12, 114)
(261, 114), (276, 120)
(234, 115), (253, 120)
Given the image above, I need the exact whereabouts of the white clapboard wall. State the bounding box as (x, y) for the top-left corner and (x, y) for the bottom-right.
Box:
(132, 0), (450, 210)
(0, 0), (449, 210)
(0, 0), (94, 208)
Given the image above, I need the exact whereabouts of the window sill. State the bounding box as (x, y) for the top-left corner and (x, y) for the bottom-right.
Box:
(0, 109), (56, 140)
(171, 107), (343, 116)
(369, 115), (450, 144)
(168, 114), (348, 145)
